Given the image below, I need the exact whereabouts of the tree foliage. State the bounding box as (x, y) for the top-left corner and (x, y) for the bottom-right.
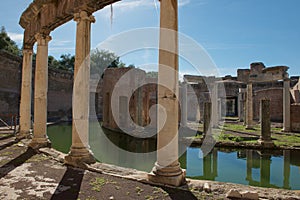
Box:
(90, 49), (126, 75)
(0, 26), (21, 56)
(47, 54), (75, 71)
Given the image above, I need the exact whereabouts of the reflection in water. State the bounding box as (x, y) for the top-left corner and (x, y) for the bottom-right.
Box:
(186, 148), (300, 190)
(47, 124), (300, 190)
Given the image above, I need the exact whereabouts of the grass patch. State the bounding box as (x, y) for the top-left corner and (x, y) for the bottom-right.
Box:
(90, 177), (106, 192)
(272, 133), (300, 147)
(26, 154), (49, 163)
(135, 186), (144, 196)
(217, 133), (245, 142)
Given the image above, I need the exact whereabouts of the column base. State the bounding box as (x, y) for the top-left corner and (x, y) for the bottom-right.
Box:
(282, 127), (291, 132)
(148, 162), (186, 186)
(258, 139), (275, 148)
(28, 137), (51, 149)
(246, 125), (254, 130)
(16, 130), (32, 140)
(64, 146), (96, 168)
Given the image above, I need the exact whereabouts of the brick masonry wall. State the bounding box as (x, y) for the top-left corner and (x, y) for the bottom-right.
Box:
(0, 51), (22, 118)
(0, 50), (73, 123)
(291, 104), (300, 132)
(253, 88), (283, 122)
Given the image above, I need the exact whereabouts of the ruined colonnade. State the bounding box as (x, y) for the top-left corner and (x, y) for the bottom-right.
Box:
(18, 0), (186, 186)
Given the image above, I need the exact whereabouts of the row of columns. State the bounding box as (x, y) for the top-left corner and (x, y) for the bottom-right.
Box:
(18, 10), (96, 164)
(19, 0), (186, 186)
(243, 80), (291, 131)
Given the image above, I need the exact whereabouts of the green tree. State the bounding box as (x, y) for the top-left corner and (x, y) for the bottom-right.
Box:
(146, 71), (158, 78)
(58, 54), (75, 71)
(0, 26), (21, 56)
(90, 49), (126, 75)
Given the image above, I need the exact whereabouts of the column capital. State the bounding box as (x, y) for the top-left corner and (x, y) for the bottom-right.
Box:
(74, 10), (96, 24)
(35, 33), (52, 46)
(22, 48), (33, 55)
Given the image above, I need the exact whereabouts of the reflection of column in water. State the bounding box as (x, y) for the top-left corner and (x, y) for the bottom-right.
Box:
(203, 150), (217, 181)
(260, 152), (271, 187)
(203, 153), (212, 180)
(246, 150), (253, 182)
(283, 150), (291, 189)
(213, 148), (218, 177)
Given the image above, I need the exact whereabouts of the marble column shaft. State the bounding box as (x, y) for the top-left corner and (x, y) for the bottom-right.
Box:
(18, 48), (33, 139)
(283, 79), (291, 132)
(181, 82), (187, 127)
(65, 10), (95, 165)
(246, 83), (253, 129)
(30, 33), (51, 148)
(211, 83), (218, 127)
(203, 102), (212, 136)
(260, 99), (271, 140)
(148, 0), (185, 186)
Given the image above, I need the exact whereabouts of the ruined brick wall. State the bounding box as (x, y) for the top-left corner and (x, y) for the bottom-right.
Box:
(291, 79), (300, 103)
(102, 67), (151, 130)
(0, 50), (22, 119)
(291, 104), (300, 132)
(253, 88), (283, 122)
(0, 50), (73, 123)
(47, 68), (73, 120)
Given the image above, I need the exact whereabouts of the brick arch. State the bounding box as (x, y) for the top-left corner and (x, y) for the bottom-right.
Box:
(19, 0), (120, 48)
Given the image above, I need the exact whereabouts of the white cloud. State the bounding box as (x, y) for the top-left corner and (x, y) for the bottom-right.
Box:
(179, 0), (191, 7)
(7, 32), (23, 43)
(50, 39), (72, 47)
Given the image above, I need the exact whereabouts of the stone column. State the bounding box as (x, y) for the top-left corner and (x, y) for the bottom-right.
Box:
(136, 87), (143, 126)
(211, 82), (218, 127)
(148, 0), (185, 186)
(283, 78), (291, 132)
(181, 82), (187, 127)
(258, 99), (274, 148)
(203, 102), (212, 137)
(65, 11), (96, 166)
(238, 88), (245, 122)
(218, 99), (222, 121)
(18, 48), (33, 139)
(29, 34), (51, 149)
(245, 82), (254, 129)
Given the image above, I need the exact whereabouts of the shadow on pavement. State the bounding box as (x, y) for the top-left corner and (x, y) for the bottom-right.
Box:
(161, 186), (198, 200)
(0, 148), (36, 179)
(50, 167), (85, 200)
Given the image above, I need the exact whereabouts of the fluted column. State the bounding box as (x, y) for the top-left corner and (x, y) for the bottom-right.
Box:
(18, 48), (33, 139)
(29, 33), (51, 149)
(245, 82), (253, 129)
(65, 10), (96, 166)
(283, 78), (291, 132)
(148, 0), (185, 186)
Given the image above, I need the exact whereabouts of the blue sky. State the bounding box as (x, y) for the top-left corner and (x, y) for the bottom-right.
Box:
(0, 0), (299, 77)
